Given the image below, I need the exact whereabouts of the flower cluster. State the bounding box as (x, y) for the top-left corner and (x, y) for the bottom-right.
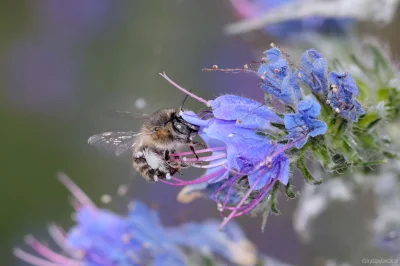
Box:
(159, 67), (327, 229)
(327, 72), (365, 121)
(157, 44), (397, 228)
(14, 174), (258, 266)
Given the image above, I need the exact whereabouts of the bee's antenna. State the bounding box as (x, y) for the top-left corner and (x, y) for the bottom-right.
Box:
(180, 91), (191, 111)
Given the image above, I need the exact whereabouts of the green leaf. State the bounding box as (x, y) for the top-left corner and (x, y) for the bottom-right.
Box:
(285, 182), (297, 198)
(296, 157), (322, 185)
(270, 182), (280, 215)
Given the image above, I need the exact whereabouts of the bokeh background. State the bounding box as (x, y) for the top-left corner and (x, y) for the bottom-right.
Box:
(2, 1), (400, 265)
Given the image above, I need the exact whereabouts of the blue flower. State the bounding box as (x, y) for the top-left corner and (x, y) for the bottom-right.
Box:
(296, 49), (329, 95)
(166, 219), (257, 265)
(258, 47), (302, 105)
(327, 72), (365, 121)
(162, 94), (293, 228)
(284, 96), (328, 148)
(14, 174), (256, 266)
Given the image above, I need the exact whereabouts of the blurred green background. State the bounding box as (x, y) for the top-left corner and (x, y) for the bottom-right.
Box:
(2, 1), (400, 265)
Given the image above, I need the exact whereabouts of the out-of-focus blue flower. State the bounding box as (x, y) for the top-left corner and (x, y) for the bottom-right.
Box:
(229, 0), (353, 37)
(166, 219), (256, 266)
(296, 49), (329, 95)
(14, 174), (257, 266)
(258, 48), (302, 105)
(327, 72), (365, 121)
(284, 96), (327, 148)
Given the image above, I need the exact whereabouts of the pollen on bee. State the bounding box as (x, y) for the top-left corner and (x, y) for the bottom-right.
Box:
(212, 65), (218, 69)
(101, 194), (112, 204)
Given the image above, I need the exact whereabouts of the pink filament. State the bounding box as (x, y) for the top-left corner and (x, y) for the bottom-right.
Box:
(57, 172), (96, 210)
(222, 175), (242, 209)
(47, 225), (71, 255)
(233, 180), (276, 217)
(25, 236), (81, 265)
(171, 146), (226, 157)
(160, 168), (227, 186)
(219, 169), (267, 230)
(191, 160), (227, 169)
(13, 248), (72, 266)
(159, 72), (210, 106)
(171, 153), (227, 163)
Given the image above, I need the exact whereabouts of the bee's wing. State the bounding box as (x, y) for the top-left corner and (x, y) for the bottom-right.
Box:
(103, 110), (150, 120)
(88, 131), (141, 156)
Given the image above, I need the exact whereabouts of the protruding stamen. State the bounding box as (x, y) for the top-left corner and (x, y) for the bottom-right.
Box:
(160, 168), (227, 186)
(14, 248), (71, 266)
(57, 172), (96, 209)
(191, 160), (228, 169)
(159, 72), (211, 106)
(171, 146), (226, 157)
(47, 225), (69, 254)
(24, 235), (81, 265)
(219, 170), (266, 230)
(171, 153), (227, 163)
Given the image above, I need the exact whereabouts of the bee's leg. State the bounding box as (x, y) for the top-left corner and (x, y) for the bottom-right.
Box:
(190, 145), (199, 160)
(189, 141), (206, 160)
(164, 150), (170, 161)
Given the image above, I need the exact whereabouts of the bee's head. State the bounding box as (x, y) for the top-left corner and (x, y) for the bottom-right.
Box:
(144, 109), (199, 146)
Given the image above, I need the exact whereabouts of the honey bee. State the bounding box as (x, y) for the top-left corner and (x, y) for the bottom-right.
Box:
(88, 107), (202, 182)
